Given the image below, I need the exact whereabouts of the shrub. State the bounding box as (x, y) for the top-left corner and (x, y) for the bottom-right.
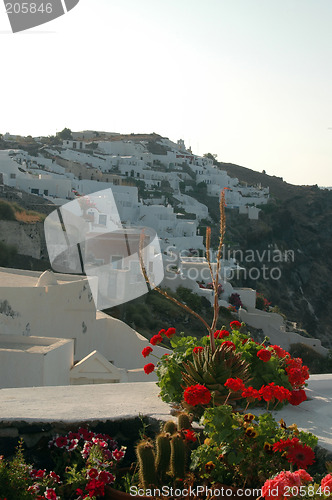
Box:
(0, 200), (16, 221)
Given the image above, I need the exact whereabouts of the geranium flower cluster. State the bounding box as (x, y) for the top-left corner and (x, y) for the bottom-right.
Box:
(285, 357), (310, 389)
(183, 384), (212, 406)
(153, 321), (310, 412)
(141, 327), (176, 374)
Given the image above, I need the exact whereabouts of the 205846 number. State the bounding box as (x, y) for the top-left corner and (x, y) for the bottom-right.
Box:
(5, 3), (53, 14)
(284, 486), (331, 497)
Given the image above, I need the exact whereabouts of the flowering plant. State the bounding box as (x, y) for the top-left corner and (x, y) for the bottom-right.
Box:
(190, 405), (318, 489)
(139, 193), (309, 416)
(262, 470), (332, 500)
(0, 429), (125, 499)
(142, 323), (309, 415)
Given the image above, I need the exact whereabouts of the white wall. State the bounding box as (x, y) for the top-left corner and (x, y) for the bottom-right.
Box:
(0, 335), (73, 388)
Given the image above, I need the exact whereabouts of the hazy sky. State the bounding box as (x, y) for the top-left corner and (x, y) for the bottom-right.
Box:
(1, 0), (332, 186)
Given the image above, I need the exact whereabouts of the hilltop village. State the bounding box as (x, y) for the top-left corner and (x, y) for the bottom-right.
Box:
(0, 130), (329, 389)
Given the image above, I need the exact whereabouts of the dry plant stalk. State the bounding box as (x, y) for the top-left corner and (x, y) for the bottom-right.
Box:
(139, 191), (226, 354)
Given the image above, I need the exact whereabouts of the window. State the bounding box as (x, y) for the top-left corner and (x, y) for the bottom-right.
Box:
(111, 256), (122, 270)
(98, 214), (107, 226)
(10, 173), (16, 179)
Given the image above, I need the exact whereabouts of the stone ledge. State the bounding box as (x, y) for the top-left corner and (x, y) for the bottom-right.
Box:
(0, 377), (331, 452)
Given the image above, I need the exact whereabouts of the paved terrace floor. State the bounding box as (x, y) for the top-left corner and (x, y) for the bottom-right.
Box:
(0, 376), (331, 451)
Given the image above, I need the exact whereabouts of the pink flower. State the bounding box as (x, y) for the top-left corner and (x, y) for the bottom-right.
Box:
(294, 470), (313, 482)
(142, 346), (153, 358)
(321, 474), (332, 491)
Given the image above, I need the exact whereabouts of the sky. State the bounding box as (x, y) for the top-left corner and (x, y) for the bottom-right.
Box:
(1, 0), (332, 186)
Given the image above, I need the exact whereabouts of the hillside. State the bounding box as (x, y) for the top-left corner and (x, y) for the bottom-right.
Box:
(200, 160), (332, 348)
(219, 161), (320, 201)
(0, 133), (331, 348)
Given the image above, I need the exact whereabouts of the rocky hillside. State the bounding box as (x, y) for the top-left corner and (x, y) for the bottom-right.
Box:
(211, 162), (332, 348)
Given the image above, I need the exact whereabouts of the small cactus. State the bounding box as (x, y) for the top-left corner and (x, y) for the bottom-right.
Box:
(177, 413), (191, 431)
(170, 433), (186, 479)
(136, 440), (158, 488)
(155, 432), (171, 482)
(163, 420), (177, 434)
(136, 414), (192, 488)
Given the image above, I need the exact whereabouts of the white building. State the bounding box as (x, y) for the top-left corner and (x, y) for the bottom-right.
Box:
(0, 268), (169, 388)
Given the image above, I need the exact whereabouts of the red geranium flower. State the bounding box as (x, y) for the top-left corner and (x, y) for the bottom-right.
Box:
(257, 349), (272, 362)
(289, 389), (307, 406)
(165, 327), (176, 338)
(241, 386), (262, 401)
(193, 346), (203, 354)
(142, 346), (153, 358)
(221, 340), (236, 351)
(158, 329), (166, 336)
(150, 334), (163, 345)
(259, 384), (275, 402)
(183, 429), (197, 442)
(214, 329), (230, 339)
(230, 320), (241, 329)
(224, 378), (245, 392)
(270, 345), (289, 358)
(144, 363), (155, 374)
(184, 384), (211, 406)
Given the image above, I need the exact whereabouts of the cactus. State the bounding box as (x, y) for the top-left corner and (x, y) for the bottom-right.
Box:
(155, 433), (171, 482)
(136, 440), (158, 488)
(170, 433), (186, 479)
(136, 414), (192, 488)
(177, 413), (191, 431)
(181, 343), (252, 415)
(163, 420), (177, 434)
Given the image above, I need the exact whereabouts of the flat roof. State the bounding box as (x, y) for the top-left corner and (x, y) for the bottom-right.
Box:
(0, 268), (87, 288)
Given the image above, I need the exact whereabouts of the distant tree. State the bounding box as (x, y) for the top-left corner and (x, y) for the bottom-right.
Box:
(204, 153), (218, 165)
(57, 128), (73, 140)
